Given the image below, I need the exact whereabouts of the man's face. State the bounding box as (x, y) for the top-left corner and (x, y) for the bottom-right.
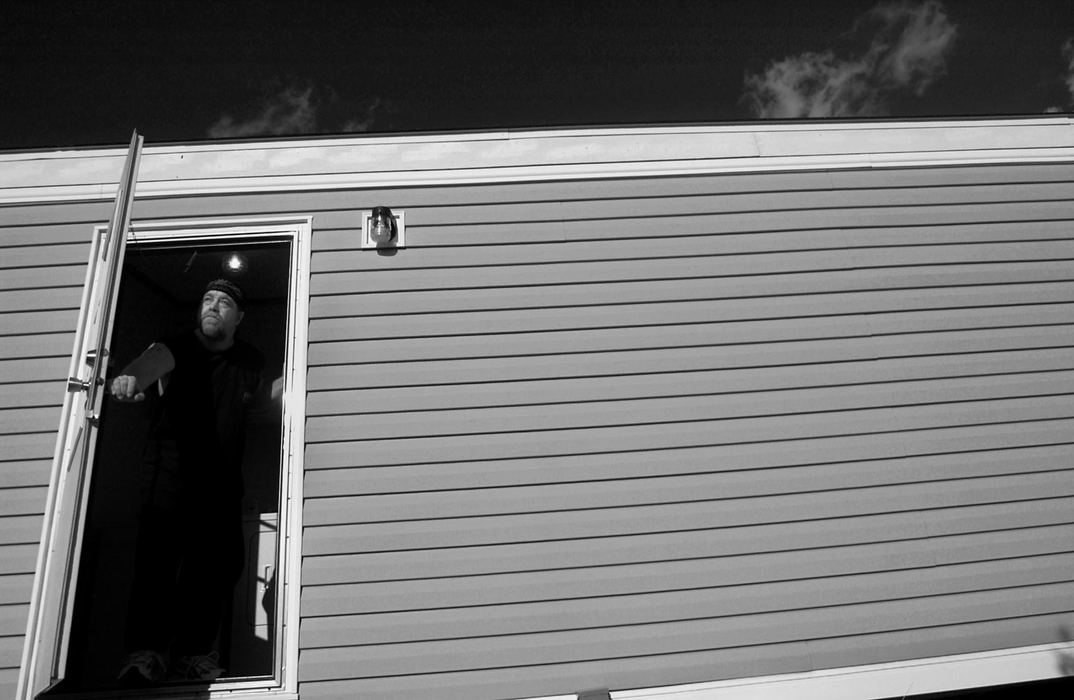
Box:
(199, 289), (243, 339)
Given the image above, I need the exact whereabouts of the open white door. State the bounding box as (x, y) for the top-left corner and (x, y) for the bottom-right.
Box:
(18, 132), (142, 699)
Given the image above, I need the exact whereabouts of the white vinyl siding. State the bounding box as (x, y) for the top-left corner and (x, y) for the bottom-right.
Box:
(292, 163), (1074, 699)
(3, 121), (1074, 700)
(0, 200), (113, 699)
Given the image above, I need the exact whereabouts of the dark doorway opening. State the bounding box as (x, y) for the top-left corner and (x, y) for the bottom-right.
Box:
(54, 238), (291, 693)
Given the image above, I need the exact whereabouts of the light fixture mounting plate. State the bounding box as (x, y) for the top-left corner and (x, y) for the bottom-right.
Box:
(361, 209), (406, 250)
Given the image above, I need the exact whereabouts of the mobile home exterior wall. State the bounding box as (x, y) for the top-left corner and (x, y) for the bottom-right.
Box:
(3, 118), (1074, 699)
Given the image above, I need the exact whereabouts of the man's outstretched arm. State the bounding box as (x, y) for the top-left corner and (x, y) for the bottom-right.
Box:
(110, 342), (176, 402)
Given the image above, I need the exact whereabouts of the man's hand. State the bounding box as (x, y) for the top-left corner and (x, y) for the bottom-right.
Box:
(110, 375), (145, 402)
(109, 342), (175, 403)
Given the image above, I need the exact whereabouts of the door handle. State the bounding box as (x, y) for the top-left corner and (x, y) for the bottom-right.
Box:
(66, 376), (104, 393)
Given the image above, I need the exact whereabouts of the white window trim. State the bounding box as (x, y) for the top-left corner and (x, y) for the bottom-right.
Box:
(18, 215), (311, 699)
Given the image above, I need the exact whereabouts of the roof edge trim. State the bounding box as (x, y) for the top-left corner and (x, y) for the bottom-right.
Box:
(2, 119), (1072, 205)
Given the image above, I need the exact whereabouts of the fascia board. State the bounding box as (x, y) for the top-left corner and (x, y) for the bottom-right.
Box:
(0, 118), (1072, 205)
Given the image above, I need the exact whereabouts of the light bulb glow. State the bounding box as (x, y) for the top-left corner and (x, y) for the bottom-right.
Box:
(223, 253), (248, 275)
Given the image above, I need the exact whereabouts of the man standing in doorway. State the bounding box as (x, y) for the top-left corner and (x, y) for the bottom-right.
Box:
(111, 279), (264, 685)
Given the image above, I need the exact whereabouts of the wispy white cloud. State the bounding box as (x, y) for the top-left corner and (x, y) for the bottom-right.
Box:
(743, 1), (958, 118)
(340, 97), (396, 133)
(1058, 38), (1074, 110)
(208, 84), (393, 138)
(208, 84), (318, 138)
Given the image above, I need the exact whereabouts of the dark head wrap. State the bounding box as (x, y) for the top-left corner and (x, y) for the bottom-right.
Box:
(205, 278), (245, 309)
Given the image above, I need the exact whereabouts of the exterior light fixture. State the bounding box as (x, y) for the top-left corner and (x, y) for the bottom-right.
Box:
(362, 207), (406, 250)
(369, 207), (395, 244)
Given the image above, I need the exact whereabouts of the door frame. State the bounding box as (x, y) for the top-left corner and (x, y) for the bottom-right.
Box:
(18, 215), (311, 699)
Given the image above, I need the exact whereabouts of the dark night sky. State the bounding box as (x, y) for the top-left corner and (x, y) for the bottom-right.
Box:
(2, 0), (1073, 150)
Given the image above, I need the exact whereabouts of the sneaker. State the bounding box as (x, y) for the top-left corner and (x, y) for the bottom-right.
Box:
(117, 649), (166, 686)
(172, 651), (224, 681)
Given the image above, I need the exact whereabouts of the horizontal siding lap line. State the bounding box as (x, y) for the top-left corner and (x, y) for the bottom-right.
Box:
(0, 489), (46, 519)
(301, 469), (1074, 527)
(309, 225), (1074, 267)
(309, 245), (1074, 285)
(303, 420), (1074, 493)
(303, 441), (1074, 498)
(0, 519), (44, 547)
(299, 588), (1074, 655)
(302, 471), (1074, 526)
(299, 521), (1074, 586)
(0, 575), (33, 608)
(311, 363), (1074, 411)
(305, 312), (1074, 366)
(309, 259), (1074, 284)
(310, 277), (1074, 320)
(306, 266), (1074, 308)
(304, 372), (1074, 442)
(0, 311), (80, 338)
(306, 213), (1074, 252)
(297, 549), (1074, 616)
(0, 288), (86, 313)
(0, 544), (44, 576)
(303, 367), (1074, 417)
(300, 493), (1074, 556)
(2, 432), (60, 462)
(302, 414), (1074, 471)
(310, 213), (1074, 242)
(310, 293), (1074, 337)
(305, 344), (1074, 390)
(305, 353), (1074, 387)
(310, 229), (1074, 251)
(0, 269), (86, 293)
(0, 338), (74, 362)
(313, 237), (1074, 267)
(0, 407), (63, 435)
(302, 391), (1074, 444)
(300, 600), (1074, 657)
(306, 359), (1074, 401)
(302, 352), (1074, 397)
(295, 594), (1074, 680)
(302, 572), (1074, 639)
(306, 310), (1074, 353)
(307, 287), (1074, 341)
(0, 392), (63, 411)
(0, 461), (50, 491)
(309, 270), (1074, 306)
(299, 500), (1074, 583)
(307, 279), (1074, 322)
(304, 457), (1071, 519)
(0, 249), (89, 270)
